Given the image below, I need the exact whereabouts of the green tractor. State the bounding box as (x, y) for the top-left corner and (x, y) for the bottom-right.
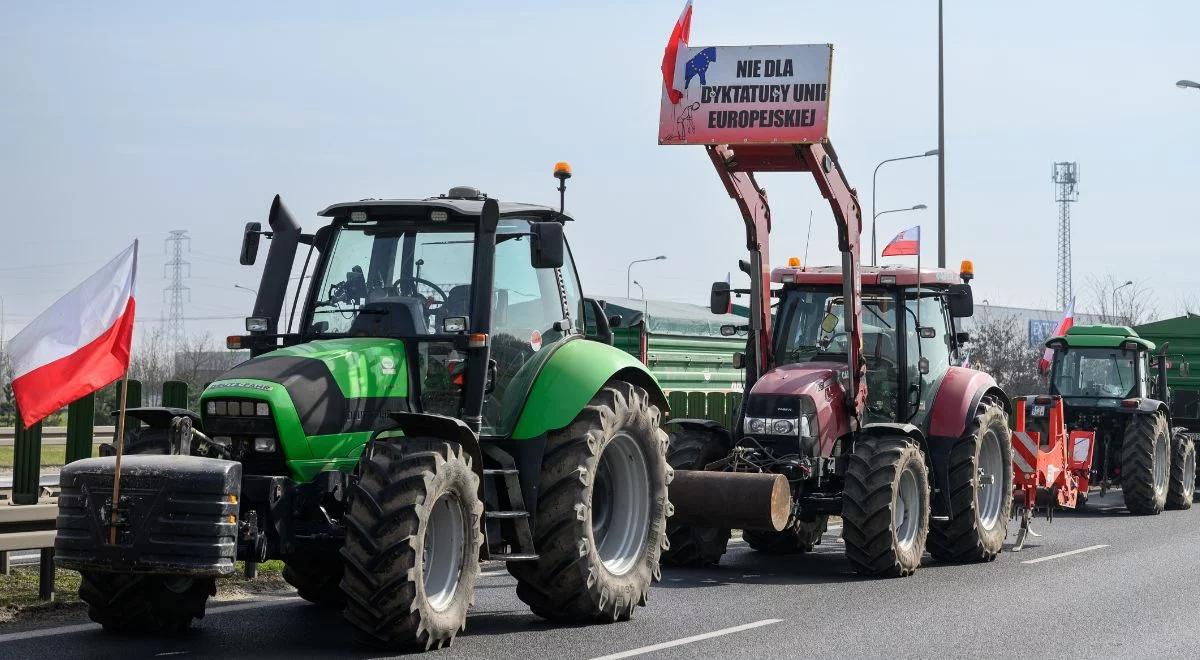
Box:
(1034, 324), (1196, 514)
(55, 170), (673, 650)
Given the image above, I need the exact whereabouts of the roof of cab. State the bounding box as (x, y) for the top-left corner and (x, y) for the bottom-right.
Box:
(318, 197), (570, 221)
(1052, 324), (1156, 351)
(772, 264), (962, 287)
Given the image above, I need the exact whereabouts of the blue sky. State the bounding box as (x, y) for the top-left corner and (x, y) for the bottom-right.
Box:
(1, 1), (1198, 343)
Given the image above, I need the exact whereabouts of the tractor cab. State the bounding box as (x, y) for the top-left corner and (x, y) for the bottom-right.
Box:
(1046, 325), (1153, 402)
(769, 262), (975, 426)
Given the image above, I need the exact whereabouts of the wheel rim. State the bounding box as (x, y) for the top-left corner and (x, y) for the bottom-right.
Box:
(592, 431), (651, 576)
(894, 464), (921, 550)
(977, 427), (1005, 531)
(423, 493), (467, 612)
(1153, 432), (1169, 498)
(1186, 448), (1197, 496)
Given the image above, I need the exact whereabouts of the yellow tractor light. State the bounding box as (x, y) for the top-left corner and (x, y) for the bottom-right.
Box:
(959, 259), (974, 282)
(554, 161), (572, 180)
(787, 256), (801, 267)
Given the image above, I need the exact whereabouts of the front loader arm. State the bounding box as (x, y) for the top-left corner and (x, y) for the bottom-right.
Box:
(705, 142), (866, 420)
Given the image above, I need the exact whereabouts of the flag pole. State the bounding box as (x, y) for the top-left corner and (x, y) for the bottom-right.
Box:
(108, 370), (131, 545)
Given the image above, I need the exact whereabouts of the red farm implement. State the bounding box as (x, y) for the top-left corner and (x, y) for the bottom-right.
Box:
(1010, 396), (1096, 550)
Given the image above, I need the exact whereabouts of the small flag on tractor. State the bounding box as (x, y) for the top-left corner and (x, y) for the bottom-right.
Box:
(1039, 298), (1076, 374)
(881, 225), (920, 257)
(8, 241), (138, 427)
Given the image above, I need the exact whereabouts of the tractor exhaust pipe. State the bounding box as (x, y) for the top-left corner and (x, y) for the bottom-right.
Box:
(669, 470), (791, 531)
(252, 195), (301, 335)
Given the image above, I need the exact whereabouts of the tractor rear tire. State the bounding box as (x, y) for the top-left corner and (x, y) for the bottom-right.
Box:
(340, 439), (483, 651)
(661, 427), (730, 567)
(842, 436), (929, 578)
(928, 396), (1012, 563)
(1166, 430), (1195, 511)
(283, 552), (345, 606)
(81, 572), (215, 633)
(744, 516), (828, 554)
(508, 381), (671, 623)
(1121, 412), (1171, 515)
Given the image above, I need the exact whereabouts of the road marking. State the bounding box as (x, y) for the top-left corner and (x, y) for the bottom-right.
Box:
(1021, 544), (1109, 565)
(0, 596), (302, 643)
(588, 618), (783, 659)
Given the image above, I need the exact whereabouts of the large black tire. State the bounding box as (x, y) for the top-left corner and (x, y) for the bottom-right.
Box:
(928, 396), (1012, 562)
(1166, 430), (1195, 511)
(283, 551), (345, 606)
(81, 572), (215, 633)
(744, 516), (829, 554)
(661, 427), (730, 566)
(842, 436), (930, 578)
(508, 381), (671, 622)
(1121, 412), (1171, 515)
(340, 439), (483, 651)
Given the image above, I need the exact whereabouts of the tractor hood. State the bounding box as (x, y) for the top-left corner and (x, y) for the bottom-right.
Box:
(203, 338), (410, 437)
(751, 361), (845, 399)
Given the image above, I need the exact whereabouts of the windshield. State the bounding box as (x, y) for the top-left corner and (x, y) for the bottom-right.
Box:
(1051, 347), (1138, 398)
(307, 217), (550, 337)
(775, 287), (898, 367)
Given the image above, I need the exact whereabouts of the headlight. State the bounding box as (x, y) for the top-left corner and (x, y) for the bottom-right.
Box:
(240, 401), (255, 416)
(772, 419), (794, 434)
(748, 418), (767, 434)
(799, 415), (812, 438)
(205, 401), (216, 415)
(256, 402), (270, 416)
(253, 437), (277, 452)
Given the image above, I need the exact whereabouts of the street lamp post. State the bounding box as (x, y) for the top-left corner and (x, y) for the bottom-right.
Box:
(1177, 80), (1200, 90)
(1113, 280), (1133, 324)
(937, 0), (946, 268)
(871, 150), (938, 264)
(627, 256), (666, 298)
(873, 205), (928, 261)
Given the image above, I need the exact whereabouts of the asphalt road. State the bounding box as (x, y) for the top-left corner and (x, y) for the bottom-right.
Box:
(3, 490), (1197, 659)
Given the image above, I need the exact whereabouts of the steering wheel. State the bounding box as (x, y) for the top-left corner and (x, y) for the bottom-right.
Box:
(393, 277), (448, 310)
(823, 331), (849, 352)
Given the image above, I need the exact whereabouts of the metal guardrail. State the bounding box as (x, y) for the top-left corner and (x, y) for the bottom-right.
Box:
(0, 502), (57, 599)
(0, 426), (116, 444)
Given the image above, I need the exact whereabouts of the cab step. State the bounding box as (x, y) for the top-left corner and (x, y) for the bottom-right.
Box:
(490, 553), (539, 562)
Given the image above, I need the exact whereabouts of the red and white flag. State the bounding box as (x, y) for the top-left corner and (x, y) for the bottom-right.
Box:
(1039, 297), (1075, 374)
(660, 0), (693, 105)
(881, 225), (920, 257)
(9, 242), (138, 427)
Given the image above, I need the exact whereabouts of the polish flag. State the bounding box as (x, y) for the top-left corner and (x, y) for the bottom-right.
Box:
(881, 226), (920, 257)
(9, 242), (137, 427)
(1039, 298), (1075, 374)
(661, 0), (693, 104)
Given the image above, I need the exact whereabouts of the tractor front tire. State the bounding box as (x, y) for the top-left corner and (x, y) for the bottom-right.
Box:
(842, 436), (930, 578)
(661, 427), (730, 567)
(283, 552), (345, 607)
(1166, 430), (1196, 511)
(340, 439), (483, 651)
(928, 396), (1012, 562)
(744, 515), (828, 554)
(508, 381), (671, 622)
(81, 572), (214, 633)
(1121, 412), (1171, 515)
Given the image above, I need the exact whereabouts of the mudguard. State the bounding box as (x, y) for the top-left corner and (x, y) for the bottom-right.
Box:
(924, 367), (1009, 519)
(509, 337), (669, 440)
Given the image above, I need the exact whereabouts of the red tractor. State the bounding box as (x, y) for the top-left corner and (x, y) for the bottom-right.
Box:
(663, 142), (1013, 576)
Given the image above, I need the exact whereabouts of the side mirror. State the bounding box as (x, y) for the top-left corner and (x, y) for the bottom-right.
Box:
(947, 283), (974, 318)
(530, 222), (565, 269)
(608, 315), (623, 328)
(918, 326), (937, 339)
(1182, 361), (1192, 377)
(918, 357), (930, 375)
(732, 352), (746, 369)
(710, 281), (732, 315)
(956, 331), (970, 345)
(240, 222), (262, 266)
(720, 324), (738, 337)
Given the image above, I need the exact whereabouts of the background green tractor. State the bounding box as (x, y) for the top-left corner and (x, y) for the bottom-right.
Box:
(1034, 324), (1196, 514)
(55, 173), (673, 651)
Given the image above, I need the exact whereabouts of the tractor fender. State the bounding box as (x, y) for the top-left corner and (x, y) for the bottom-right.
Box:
(377, 412), (484, 482)
(664, 418), (734, 451)
(924, 368), (1009, 519)
(510, 337), (669, 440)
(927, 368), (1010, 440)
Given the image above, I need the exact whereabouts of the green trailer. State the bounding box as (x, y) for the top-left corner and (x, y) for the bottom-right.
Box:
(1136, 314), (1200, 428)
(597, 297), (745, 427)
